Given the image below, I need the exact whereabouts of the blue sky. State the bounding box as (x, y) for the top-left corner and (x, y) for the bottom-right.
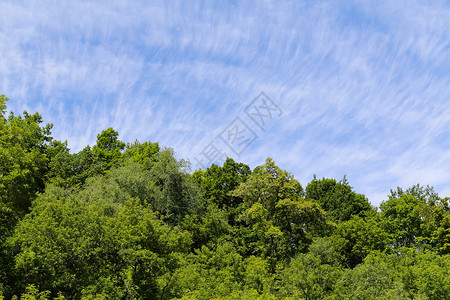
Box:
(1, 0), (449, 207)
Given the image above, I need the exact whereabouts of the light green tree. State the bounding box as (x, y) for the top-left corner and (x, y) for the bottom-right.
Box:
(0, 95), (53, 296)
(92, 127), (125, 170)
(231, 158), (332, 268)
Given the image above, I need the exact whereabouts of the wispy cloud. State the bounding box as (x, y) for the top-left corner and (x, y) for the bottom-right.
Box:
(1, 0), (449, 206)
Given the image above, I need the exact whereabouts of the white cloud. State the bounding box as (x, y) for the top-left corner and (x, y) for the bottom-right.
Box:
(1, 0), (449, 207)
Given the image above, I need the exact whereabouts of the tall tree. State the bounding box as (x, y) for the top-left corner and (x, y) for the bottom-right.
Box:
(192, 158), (250, 221)
(231, 158), (331, 267)
(305, 176), (373, 223)
(0, 95), (52, 221)
(0, 95), (54, 296)
(92, 127), (125, 170)
(380, 185), (441, 249)
(383, 185), (450, 252)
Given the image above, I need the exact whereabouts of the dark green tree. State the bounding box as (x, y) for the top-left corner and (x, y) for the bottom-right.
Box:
(305, 176), (374, 223)
(330, 215), (390, 268)
(192, 158), (251, 211)
(46, 144), (104, 192)
(147, 149), (201, 225)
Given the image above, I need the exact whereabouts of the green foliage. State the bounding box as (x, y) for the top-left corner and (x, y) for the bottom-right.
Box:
(46, 144), (104, 191)
(330, 215), (390, 268)
(193, 158), (250, 211)
(0, 95), (52, 222)
(1, 95), (450, 299)
(432, 212), (450, 254)
(146, 148), (201, 225)
(332, 249), (450, 300)
(8, 191), (191, 299)
(332, 253), (403, 299)
(124, 140), (160, 168)
(92, 127), (125, 170)
(172, 243), (278, 300)
(10, 284), (66, 300)
(181, 203), (230, 249)
(381, 193), (424, 248)
(231, 158), (331, 267)
(306, 176), (374, 223)
(172, 242), (244, 299)
(389, 184), (440, 203)
(279, 252), (342, 300)
(72, 148), (201, 226)
(380, 185), (450, 253)
(417, 196), (450, 254)
(0, 95), (53, 296)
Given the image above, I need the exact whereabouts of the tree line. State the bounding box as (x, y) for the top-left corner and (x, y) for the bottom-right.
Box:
(1, 95), (449, 299)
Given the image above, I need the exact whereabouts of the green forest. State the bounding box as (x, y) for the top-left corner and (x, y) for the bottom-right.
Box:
(1, 94), (449, 299)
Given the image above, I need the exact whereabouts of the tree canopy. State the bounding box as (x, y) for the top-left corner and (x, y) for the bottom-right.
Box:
(0, 95), (449, 299)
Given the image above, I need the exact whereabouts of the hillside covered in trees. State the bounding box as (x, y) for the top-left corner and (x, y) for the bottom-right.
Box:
(1, 94), (449, 299)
